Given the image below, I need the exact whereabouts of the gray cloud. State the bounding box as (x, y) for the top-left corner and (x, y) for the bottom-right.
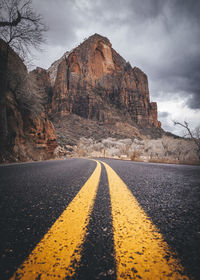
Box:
(111, 0), (200, 111)
(33, 0), (81, 47)
(158, 112), (170, 118)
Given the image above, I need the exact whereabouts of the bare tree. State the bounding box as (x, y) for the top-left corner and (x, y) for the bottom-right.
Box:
(0, 0), (47, 57)
(0, 0), (47, 148)
(173, 121), (200, 160)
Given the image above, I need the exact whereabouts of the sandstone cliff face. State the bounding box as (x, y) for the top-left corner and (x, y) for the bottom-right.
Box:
(5, 91), (57, 161)
(0, 40), (57, 162)
(50, 34), (161, 128)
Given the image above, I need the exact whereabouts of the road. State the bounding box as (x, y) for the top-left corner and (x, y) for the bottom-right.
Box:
(0, 158), (199, 279)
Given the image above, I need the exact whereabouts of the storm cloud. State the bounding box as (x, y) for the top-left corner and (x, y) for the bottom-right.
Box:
(32, 0), (200, 133)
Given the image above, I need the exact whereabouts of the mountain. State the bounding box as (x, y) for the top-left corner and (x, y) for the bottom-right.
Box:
(47, 33), (161, 128)
(42, 33), (163, 153)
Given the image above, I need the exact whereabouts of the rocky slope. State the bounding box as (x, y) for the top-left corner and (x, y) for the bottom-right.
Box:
(0, 39), (57, 163)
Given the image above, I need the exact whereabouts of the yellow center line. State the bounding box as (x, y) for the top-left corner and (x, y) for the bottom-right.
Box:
(101, 161), (189, 280)
(11, 161), (101, 280)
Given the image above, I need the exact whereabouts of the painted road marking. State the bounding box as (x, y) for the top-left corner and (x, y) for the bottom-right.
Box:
(11, 161), (101, 280)
(102, 161), (189, 280)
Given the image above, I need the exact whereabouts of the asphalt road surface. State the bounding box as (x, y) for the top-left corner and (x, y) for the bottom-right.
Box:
(0, 158), (199, 279)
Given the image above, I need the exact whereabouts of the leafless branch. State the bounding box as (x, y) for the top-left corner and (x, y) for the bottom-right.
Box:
(0, 0), (48, 59)
(0, 10), (21, 26)
(173, 120), (200, 159)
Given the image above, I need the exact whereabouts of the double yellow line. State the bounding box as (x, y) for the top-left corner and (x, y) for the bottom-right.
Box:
(11, 160), (188, 280)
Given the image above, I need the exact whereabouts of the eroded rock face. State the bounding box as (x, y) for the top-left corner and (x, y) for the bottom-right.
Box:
(50, 34), (161, 128)
(0, 39), (57, 162)
(5, 91), (57, 161)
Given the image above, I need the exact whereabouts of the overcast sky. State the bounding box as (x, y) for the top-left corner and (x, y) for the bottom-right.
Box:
(32, 0), (200, 135)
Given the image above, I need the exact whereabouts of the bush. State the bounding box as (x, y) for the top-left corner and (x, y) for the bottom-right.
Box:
(130, 150), (141, 161)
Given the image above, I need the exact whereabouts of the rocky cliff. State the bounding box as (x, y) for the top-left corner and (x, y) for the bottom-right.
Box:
(48, 34), (161, 128)
(0, 39), (57, 162)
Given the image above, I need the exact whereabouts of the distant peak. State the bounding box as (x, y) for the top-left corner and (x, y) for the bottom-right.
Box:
(83, 33), (111, 46)
(89, 33), (108, 39)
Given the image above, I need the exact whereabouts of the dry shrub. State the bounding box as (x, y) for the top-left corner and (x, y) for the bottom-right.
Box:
(76, 147), (87, 157)
(130, 150), (141, 161)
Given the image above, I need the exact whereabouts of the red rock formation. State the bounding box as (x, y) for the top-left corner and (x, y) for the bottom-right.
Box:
(50, 34), (161, 128)
(0, 39), (57, 162)
(5, 91), (57, 161)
